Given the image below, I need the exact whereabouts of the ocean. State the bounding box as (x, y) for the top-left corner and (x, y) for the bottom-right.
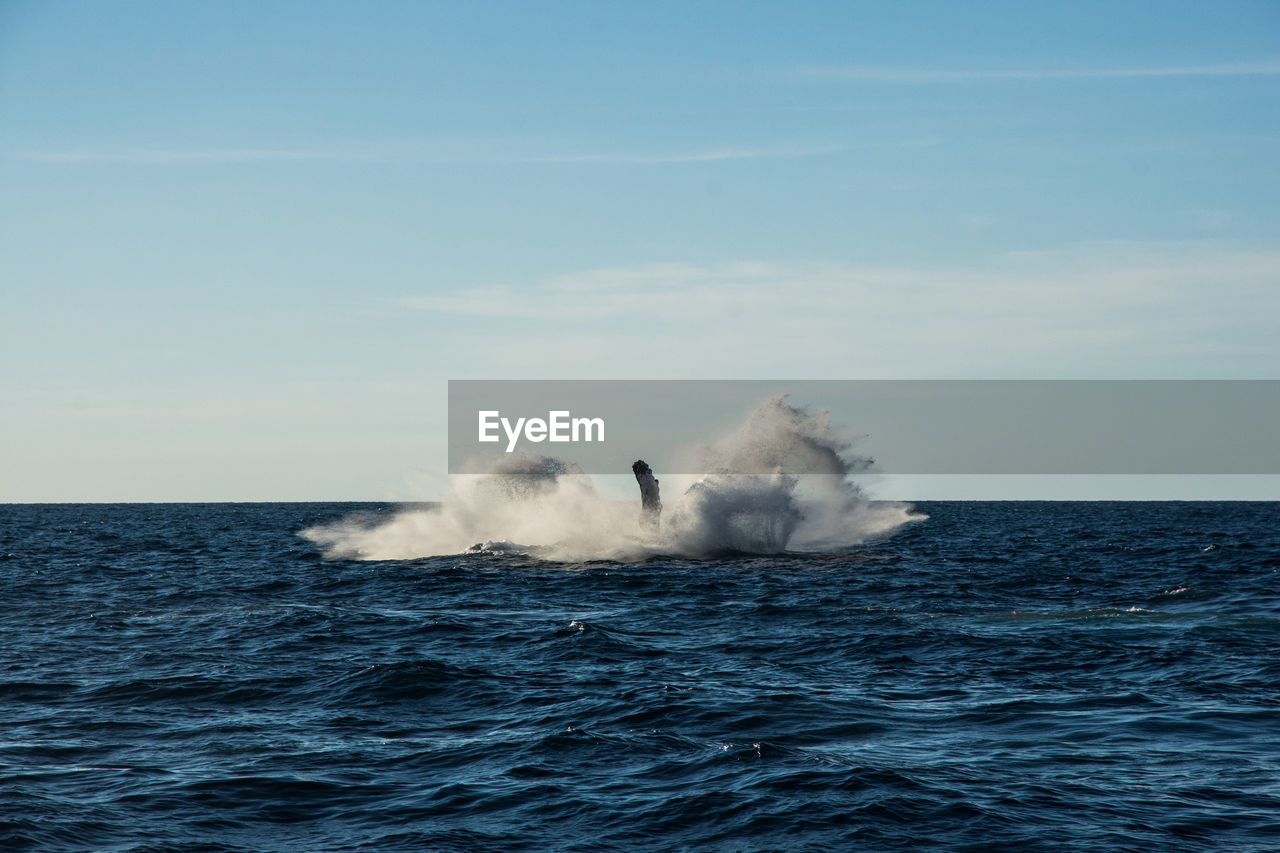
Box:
(2, 500), (1278, 851)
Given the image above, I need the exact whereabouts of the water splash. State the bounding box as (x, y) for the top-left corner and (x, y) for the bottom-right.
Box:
(302, 396), (924, 561)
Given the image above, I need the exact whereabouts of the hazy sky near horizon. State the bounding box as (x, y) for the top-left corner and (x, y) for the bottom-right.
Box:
(2, 1), (1278, 501)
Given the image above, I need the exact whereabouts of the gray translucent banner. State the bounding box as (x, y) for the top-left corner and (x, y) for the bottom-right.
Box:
(447, 380), (1280, 475)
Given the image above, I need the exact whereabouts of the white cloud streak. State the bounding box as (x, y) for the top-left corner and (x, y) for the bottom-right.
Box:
(15, 142), (846, 167)
(785, 60), (1280, 84)
(515, 144), (846, 164)
(19, 147), (382, 165)
(401, 244), (1280, 379)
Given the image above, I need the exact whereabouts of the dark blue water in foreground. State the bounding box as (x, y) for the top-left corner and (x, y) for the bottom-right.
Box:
(2, 502), (1278, 852)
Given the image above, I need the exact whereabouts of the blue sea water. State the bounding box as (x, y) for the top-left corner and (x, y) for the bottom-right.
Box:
(1, 501), (1278, 852)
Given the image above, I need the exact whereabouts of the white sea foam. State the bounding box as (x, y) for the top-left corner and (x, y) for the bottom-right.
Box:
(302, 396), (924, 561)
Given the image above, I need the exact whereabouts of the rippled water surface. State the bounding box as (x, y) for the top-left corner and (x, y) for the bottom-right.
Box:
(2, 501), (1278, 851)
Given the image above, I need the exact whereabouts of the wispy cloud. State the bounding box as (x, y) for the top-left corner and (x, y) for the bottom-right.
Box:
(785, 60), (1280, 84)
(400, 245), (1280, 379)
(15, 141), (847, 167)
(18, 147), (383, 165)
(515, 144), (846, 165)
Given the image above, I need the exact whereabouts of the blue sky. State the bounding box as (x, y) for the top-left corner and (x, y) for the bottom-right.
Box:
(2, 0), (1278, 500)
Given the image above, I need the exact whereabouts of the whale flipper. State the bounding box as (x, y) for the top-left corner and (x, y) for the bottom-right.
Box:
(632, 459), (662, 531)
